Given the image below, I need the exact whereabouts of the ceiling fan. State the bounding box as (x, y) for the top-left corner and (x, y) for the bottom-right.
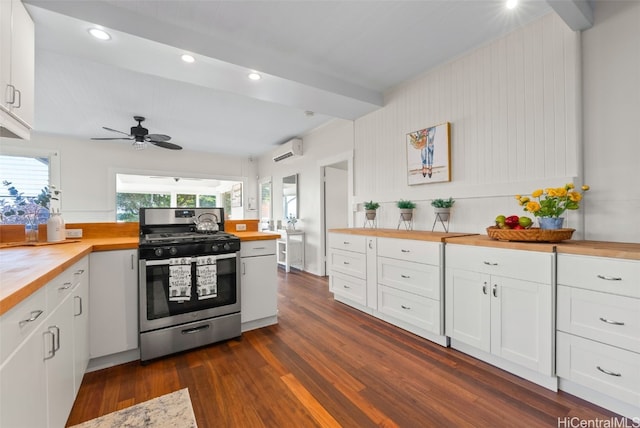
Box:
(91, 116), (183, 150)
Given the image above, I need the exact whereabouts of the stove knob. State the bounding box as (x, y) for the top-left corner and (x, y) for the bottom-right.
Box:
(154, 248), (163, 257)
(169, 247), (178, 256)
(223, 243), (231, 251)
(211, 244), (219, 252)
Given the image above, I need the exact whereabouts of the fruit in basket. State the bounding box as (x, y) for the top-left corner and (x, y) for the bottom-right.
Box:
(505, 215), (520, 228)
(518, 216), (533, 228)
(513, 224), (525, 230)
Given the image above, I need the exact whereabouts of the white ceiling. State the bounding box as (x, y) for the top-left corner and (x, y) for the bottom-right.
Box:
(24, 0), (556, 157)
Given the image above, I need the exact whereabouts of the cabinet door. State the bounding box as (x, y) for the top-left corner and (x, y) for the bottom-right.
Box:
(45, 295), (76, 428)
(8, 0), (34, 127)
(89, 250), (139, 358)
(445, 268), (490, 353)
(0, 325), (47, 428)
(72, 274), (90, 395)
(241, 254), (277, 324)
(491, 277), (552, 375)
(0, 0), (11, 111)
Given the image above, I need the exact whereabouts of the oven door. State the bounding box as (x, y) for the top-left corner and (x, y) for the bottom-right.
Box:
(139, 252), (240, 332)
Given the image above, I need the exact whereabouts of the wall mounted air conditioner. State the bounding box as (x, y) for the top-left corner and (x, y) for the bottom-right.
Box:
(273, 138), (303, 162)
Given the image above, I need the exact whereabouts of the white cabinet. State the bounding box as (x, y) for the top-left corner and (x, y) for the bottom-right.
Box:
(376, 238), (445, 342)
(328, 232), (376, 312)
(277, 230), (304, 272)
(556, 253), (640, 418)
(240, 240), (278, 331)
(72, 264), (90, 395)
(0, 255), (88, 428)
(0, 0), (34, 139)
(445, 244), (555, 389)
(89, 250), (139, 358)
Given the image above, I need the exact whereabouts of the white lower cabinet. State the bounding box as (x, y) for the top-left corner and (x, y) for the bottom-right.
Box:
(240, 240), (278, 330)
(72, 267), (90, 395)
(0, 255), (89, 428)
(89, 250), (139, 358)
(556, 253), (640, 418)
(445, 244), (555, 389)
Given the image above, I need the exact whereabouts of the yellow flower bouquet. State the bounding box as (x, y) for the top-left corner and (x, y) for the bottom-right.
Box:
(516, 184), (590, 218)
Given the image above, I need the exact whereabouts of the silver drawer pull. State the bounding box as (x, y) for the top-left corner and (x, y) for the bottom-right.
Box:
(343, 261), (350, 265)
(599, 317), (625, 326)
(401, 305), (411, 310)
(19, 310), (44, 327)
(343, 285), (351, 289)
(596, 366), (621, 377)
(74, 269), (85, 275)
(483, 261), (498, 266)
(401, 274), (410, 279)
(597, 275), (622, 281)
(401, 249), (410, 253)
(181, 324), (210, 335)
(58, 282), (72, 291)
(253, 247), (266, 250)
(343, 241), (350, 245)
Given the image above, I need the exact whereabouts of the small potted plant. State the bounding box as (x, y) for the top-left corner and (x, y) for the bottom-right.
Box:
(431, 197), (455, 221)
(364, 200), (380, 220)
(396, 199), (416, 222)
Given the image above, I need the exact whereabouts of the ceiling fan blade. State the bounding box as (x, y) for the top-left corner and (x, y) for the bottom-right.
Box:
(102, 126), (132, 137)
(91, 137), (134, 141)
(150, 140), (183, 150)
(146, 134), (171, 142)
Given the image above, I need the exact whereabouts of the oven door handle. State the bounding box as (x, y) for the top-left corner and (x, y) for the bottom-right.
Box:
(143, 253), (237, 266)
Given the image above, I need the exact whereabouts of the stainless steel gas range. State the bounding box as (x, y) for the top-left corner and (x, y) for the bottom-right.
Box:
(138, 207), (241, 363)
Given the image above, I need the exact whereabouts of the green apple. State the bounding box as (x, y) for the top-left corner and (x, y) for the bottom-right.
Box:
(495, 215), (506, 225)
(518, 216), (533, 228)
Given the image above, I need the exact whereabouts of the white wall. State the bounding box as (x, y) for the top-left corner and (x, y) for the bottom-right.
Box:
(258, 119), (354, 275)
(582, 0), (640, 242)
(354, 12), (584, 234)
(8, 133), (257, 222)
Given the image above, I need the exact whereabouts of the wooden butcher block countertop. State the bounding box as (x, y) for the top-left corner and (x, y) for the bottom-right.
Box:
(443, 234), (557, 252)
(230, 231), (280, 241)
(329, 228), (476, 242)
(555, 240), (640, 260)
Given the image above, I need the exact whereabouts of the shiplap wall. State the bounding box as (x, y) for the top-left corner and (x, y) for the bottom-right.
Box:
(354, 13), (581, 232)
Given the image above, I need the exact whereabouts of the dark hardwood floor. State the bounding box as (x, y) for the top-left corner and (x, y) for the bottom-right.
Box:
(67, 269), (621, 427)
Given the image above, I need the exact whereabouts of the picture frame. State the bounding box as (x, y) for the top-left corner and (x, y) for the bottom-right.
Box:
(231, 183), (242, 207)
(406, 122), (451, 185)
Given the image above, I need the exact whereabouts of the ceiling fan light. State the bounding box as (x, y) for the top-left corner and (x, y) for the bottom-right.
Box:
(88, 28), (111, 41)
(133, 141), (147, 150)
(248, 72), (262, 81)
(506, 0), (518, 9)
(181, 54), (195, 63)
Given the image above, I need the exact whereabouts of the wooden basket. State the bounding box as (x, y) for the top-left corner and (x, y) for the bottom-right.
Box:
(486, 226), (575, 242)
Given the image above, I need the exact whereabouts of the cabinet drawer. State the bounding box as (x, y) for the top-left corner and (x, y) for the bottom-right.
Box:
(240, 239), (276, 257)
(445, 244), (552, 284)
(558, 285), (640, 353)
(377, 257), (440, 299)
(0, 287), (46, 365)
(331, 272), (366, 306)
(46, 257), (88, 311)
(378, 285), (440, 333)
(557, 331), (640, 407)
(328, 233), (366, 253)
(329, 249), (366, 279)
(557, 254), (639, 298)
(377, 238), (440, 265)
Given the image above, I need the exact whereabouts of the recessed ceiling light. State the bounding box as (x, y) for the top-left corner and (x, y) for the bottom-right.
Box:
(248, 72), (262, 81)
(181, 54), (195, 63)
(506, 0), (518, 9)
(88, 28), (111, 41)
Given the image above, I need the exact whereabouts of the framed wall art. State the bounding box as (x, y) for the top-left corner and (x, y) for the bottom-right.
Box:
(406, 122), (451, 185)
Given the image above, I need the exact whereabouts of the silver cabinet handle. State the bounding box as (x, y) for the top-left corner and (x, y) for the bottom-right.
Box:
(401, 305), (411, 310)
(368, 240), (373, 249)
(43, 330), (55, 360)
(482, 282), (488, 295)
(401, 249), (410, 253)
(74, 296), (83, 316)
(253, 247), (266, 250)
(599, 317), (624, 326)
(597, 275), (622, 281)
(242, 262), (246, 276)
(483, 261), (498, 266)
(181, 324), (210, 335)
(401, 274), (410, 279)
(492, 284), (498, 297)
(343, 285), (351, 289)
(19, 310), (44, 327)
(343, 261), (350, 265)
(50, 326), (60, 352)
(74, 269), (85, 275)
(13, 88), (21, 108)
(343, 241), (350, 245)
(58, 282), (72, 291)
(597, 366), (621, 377)
(131, 254), (135, 270)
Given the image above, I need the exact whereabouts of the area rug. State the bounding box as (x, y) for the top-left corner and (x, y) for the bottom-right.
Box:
(70, 388), (197, 428)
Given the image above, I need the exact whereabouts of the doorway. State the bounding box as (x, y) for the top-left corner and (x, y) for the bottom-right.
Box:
(319, 152), (352, 276)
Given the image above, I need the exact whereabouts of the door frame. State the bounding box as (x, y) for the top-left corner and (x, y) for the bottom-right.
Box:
(317, 150), (353, 276)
